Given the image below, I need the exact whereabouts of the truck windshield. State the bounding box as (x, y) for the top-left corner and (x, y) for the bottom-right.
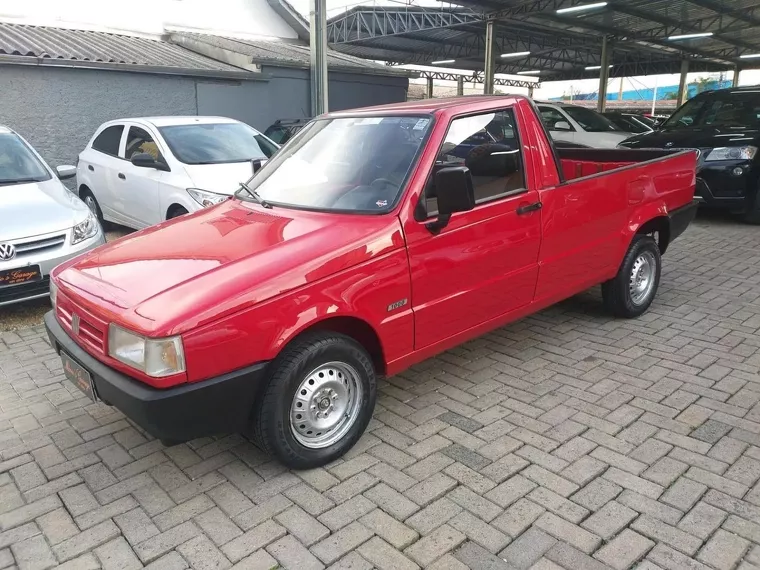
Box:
(663, 91), (760, 129)
(244, 116), (431, 213)
(159, 123), (278, 164)
(564, 107), (620, 132)
(0, 131), (51, 186)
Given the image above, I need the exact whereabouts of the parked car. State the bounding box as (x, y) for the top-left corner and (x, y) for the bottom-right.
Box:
(0, 125), (105, 306)
(264, 118), (310, 145)
(603, 112), (655, 134)
(76, 117), (279, 229)
(536, 101), (633, 147)
(619, 85), (760, 223)
(46, 96), (697, 468)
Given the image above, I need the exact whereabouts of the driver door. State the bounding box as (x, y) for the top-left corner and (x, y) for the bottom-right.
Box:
(404, 108), (542, 350)
(118, 125), (165, 228)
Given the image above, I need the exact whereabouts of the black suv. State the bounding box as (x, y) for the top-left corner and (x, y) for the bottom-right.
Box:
(264, 118), (310, 145)
(619, 86), (760, 223)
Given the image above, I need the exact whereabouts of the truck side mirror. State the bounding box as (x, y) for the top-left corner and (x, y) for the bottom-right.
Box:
(426, 166), (475, 234)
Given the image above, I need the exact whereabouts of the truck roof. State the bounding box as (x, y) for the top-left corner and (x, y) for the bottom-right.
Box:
(326, 95), (527, 117)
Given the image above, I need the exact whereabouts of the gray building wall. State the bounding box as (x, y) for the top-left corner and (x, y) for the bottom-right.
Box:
(0, 65), (197, 168)
(0, 63), (409, 171)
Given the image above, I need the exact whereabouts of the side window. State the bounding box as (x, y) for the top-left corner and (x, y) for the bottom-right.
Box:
(424, 109), (525, 216)
(125, 127), (160, 161)
(264, 126), (288, 144)
(91, 125), (124, 156)
(254, 134), (278, 158)
(538, 107), (571, 131)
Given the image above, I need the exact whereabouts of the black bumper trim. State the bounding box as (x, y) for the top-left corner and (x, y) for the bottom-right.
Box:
(45, 311), (268, 442)
(669, 200), (699, 244)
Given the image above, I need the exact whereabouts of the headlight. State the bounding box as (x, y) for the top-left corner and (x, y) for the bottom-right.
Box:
(187, 188), (228, 207)
(49, 279), (58, 309)
(705, 146), (758, 161)
(71, 212), (99, 245)
(108, 324), (186, 377)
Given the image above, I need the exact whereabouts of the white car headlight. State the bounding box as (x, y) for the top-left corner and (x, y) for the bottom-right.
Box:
(705, 146), (758, 161)
(49, 279), (58, 309)
(71, 212), (99, 245)
(187, 188), (228, 208)
(108, 324), (186, 378)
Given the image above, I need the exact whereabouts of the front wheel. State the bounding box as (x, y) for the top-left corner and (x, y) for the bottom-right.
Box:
(602, 235), (661, 318)
(250, 332), (377, 469)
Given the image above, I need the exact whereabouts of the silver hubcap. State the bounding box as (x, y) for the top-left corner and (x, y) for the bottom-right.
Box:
(629, 251), (657, 306)
(290, 362), (363, 449)
(84, 196), (98, 215)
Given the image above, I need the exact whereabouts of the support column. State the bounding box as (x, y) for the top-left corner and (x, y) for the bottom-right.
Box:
(528, 85), (534, 98)
(676, 59), (689, 107)
(309, 0), (328, 116)
(617, 77), (624, 101)
(733, 67), (741, 87)
(597, 36), (611, 113)
(456, 76), (464, 96)
(484, 19), (495, 95)
(426, 77), (434, 99)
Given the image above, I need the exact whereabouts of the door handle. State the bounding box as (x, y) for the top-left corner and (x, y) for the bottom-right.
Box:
(88, 165), (94, 171)
(118, 173), (126, 180)
(517, 202), (542, 215)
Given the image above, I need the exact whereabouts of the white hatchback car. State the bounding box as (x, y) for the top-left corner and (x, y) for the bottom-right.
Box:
(76, 117), (279, 229)
(535, 102), (633, 148)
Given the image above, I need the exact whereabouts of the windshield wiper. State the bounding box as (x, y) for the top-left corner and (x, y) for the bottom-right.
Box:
(235, 159), (272, 208)
(0, 177), (46, 185)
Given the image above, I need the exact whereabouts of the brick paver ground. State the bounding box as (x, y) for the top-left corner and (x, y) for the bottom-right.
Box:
(2, 214), (760, 570)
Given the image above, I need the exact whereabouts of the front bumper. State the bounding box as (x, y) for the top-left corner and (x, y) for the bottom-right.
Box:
(45, 311), (268, 442)
(695, 161), (758, 212)
(0, 230), (105, 307)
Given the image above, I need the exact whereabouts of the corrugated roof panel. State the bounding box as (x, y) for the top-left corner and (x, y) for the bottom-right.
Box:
(0, 22), (245, 72)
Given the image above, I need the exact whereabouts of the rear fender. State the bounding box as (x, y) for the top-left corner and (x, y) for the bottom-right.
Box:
(621, 200), (669, 257)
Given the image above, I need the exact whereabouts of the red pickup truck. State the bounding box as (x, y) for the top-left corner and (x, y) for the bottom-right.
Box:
(46, 96), (697, 468)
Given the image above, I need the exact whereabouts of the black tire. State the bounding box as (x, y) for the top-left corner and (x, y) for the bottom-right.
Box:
(250, 332), (377, 469)
(80, 188), (105, 226)
(602, 235), (661, 318)
(167, 206), (189, 220)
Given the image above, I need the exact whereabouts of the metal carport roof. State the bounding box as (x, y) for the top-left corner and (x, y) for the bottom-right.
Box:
(326, 0), (760, 82)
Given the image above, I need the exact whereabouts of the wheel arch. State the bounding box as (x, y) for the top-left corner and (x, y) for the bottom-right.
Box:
(625, 201), (671, 255)
(282, 316), (387, 376)
(166, 203), (188, 220)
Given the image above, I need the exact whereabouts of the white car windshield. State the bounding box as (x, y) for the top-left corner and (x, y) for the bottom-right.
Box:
(241, 116), (431, 213)
(0, 132), (51, 186)
(159, 123), (278, 165)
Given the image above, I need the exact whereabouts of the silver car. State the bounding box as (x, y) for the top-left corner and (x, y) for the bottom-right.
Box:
(0, 125), (105, 307)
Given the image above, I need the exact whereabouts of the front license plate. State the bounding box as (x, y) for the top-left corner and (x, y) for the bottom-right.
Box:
(0, 265), (42, 287)
(61, 351), (98, 402)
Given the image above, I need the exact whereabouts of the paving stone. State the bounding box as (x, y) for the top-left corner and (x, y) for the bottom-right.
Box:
(696, 528), (750, 570)
(404, 524), (466, 567)
(594, 529), (654, 570)
(691, 420), (733, 444)
(544, 542), (611, 570)
(660, 477), (707, 511)
(406, 497), (462, 535)
(358, 536), (419, 570)
(571, 478), (623, 512)
(221, 520), (286, 564)
(446, 485), (502, 522)
(449, 510), (510, 553)
(453, 541), (512, 570)
(617, 490), (683, 525)
(318, 495), (375, 532)
(404, 473), (457, 506)
(492, 498), (545, 539)
(194, 506), (243, 547)
(114, 508), (160, 547)
(528, 487), (589, 524)
(677, 502), (726, 540)
(485, 475), (536, 508)
(581, 501), (637, 540)
(94, 537), (143, 570)
(631, 515), (702, 556)
(10, 534), (57, 570)
(53, 520), (121, 563)
(312, 522), (374, 565)
(277, 505), (330, 545)
(36, 507), (78, 545)
(359, 508), (418, 549)
(499, 527), (557, 569)
(362, 483), (419, 520)
(642, 457), (689, 487)
(533, 512), (601, 554)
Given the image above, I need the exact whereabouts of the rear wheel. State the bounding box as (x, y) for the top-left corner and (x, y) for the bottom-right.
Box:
(250, 332), (377, 469)
(602, 235), (661, 318)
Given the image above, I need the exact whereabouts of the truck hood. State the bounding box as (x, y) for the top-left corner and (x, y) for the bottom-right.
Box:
(0, 178), (90, 241)
(55, 200), (404, 335)
(619, 126), (760, 150)
(183, 162), (266, 196)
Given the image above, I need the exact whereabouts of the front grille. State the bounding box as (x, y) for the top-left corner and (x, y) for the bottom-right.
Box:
(57, 300), (106, 354)
(0, 276), (50, 304)
(11, 234), (66, 258)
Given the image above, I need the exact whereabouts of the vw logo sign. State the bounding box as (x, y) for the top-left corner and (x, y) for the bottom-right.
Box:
(0, 243), (15, 261)
(665, 142), (674, 147)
